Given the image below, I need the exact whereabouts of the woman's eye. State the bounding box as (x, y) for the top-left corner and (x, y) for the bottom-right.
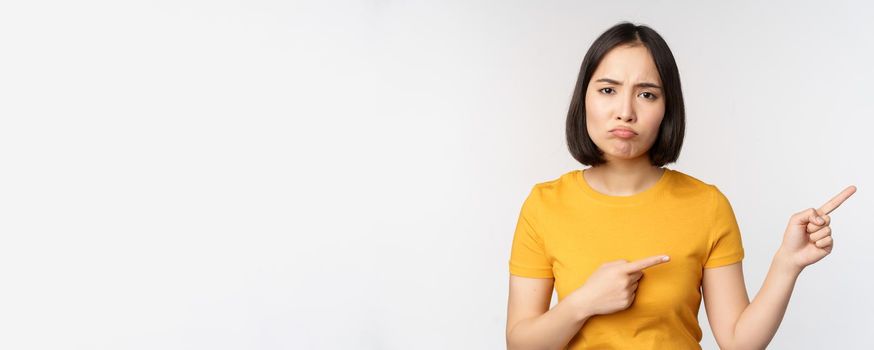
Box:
(640, 92), (657, 100)
(598, 88), (657, 100)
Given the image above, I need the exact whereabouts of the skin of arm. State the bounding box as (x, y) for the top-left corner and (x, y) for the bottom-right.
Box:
(506, 275), (592, 350)
(702, 252), (801, 350)
(703, 186), (855, 350)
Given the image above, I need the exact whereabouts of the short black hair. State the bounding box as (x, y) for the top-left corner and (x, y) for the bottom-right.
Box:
(566, 21), (685, 167)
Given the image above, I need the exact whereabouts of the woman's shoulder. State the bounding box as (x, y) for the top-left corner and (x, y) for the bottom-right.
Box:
(529, 170), (579, 192)
(664, 168), (723, 197)
(521, 170), (580, 204)
(667, 168), (710, 186)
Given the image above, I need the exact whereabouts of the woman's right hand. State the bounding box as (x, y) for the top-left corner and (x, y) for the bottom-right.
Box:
(572, 255), (671, 316)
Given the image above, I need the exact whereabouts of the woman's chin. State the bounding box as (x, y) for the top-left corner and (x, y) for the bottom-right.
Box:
(592, 141), (649, 162)
(606, 147), (636, 159)
(603, 150), (647, 162)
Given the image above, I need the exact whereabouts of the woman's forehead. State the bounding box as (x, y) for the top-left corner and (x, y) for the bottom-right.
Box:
(593, 45), (661, 83)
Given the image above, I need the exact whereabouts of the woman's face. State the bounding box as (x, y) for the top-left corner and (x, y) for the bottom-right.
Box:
(584, 44), (666, 162)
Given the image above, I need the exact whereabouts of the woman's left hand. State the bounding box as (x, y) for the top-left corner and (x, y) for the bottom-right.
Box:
(777, 186), (857, 271)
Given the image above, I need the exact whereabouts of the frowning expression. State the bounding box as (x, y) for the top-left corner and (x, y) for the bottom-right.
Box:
(584, 44), (666, 162)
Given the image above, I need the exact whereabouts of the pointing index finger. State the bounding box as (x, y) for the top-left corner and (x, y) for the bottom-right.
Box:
(625, 255), (670, 273)
(818, 185), (857, 215)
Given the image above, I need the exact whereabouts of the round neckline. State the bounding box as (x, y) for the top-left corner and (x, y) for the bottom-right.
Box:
(574, 167), (672, 206)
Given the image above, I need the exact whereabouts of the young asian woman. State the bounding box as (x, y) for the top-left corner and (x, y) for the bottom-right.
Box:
(505, 21), (856, 350)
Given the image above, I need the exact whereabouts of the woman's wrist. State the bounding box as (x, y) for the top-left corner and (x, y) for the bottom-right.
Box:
(568, 288), (595, 322)
(774, 247), (804, 277)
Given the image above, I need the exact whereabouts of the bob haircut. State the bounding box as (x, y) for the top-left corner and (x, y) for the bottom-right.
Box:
(566, 22), (685, 167)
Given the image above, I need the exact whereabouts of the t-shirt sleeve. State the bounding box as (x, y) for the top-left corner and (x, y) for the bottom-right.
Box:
(704, 186), (745, 268)
(508, 185), (554, 278)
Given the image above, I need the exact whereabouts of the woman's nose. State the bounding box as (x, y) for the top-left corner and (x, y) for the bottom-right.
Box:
(615, 94), (636, 122)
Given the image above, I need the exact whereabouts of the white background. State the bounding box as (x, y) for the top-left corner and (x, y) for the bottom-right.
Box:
(1, 1), (872, 349)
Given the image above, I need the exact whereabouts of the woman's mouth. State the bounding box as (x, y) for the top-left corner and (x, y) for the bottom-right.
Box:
(610, 129), (637, 139)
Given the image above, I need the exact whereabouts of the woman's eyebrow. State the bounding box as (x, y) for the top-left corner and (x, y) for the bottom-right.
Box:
(594, 77), (662, 90)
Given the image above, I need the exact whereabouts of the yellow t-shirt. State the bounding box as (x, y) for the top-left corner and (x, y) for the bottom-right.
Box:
(509, 168), (744, 349)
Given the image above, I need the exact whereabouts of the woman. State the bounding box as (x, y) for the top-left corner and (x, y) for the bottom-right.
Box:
(505, 22), (856, 349)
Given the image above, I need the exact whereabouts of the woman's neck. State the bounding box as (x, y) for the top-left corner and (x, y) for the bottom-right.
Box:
(583, 156), (664, 196)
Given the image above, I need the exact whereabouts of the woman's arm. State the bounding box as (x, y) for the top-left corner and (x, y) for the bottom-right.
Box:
(506, 275), (593, 350)
(703, 252), (801, 350)
(701, 261), (749, 349)
(704, 186), (855, 350)
(508, 256), (672, 349)
(729, 250), (801, 350)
